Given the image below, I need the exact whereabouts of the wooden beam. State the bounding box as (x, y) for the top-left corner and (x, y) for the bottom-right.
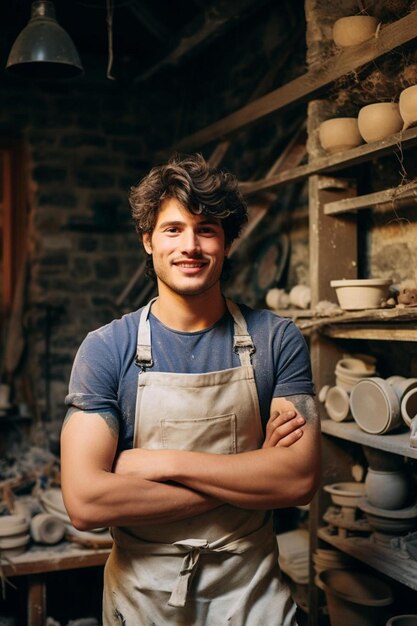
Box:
(127, 1), (172, 44)
(134, 0), (268, 83)
(173, 10), (417, 151)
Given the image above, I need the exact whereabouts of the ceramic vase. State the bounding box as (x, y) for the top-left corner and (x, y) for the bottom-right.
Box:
(365, 468), (408, 510)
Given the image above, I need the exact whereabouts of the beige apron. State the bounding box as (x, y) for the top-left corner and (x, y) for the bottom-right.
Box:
(103, 299), (297, 626)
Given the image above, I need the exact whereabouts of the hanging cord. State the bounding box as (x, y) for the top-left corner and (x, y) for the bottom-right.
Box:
(106, 0), (116, 79)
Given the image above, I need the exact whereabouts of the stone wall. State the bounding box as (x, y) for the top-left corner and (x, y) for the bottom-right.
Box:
(0, 1), (307, 448)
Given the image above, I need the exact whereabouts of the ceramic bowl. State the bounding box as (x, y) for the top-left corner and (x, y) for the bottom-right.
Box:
(401, 387), (417, 427)
(350, 377), (401, 435)
(331, 278), (392, 310)
(324, 481), (365, 507)
(324, 385), (352, 422)
(399, 85), (417, 130)
(358, 103), (403, 143)
(332, 16), (379, 48)
(319, 117), (362, 153)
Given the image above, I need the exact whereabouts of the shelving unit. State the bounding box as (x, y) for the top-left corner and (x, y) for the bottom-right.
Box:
(168, 7), (417, 625)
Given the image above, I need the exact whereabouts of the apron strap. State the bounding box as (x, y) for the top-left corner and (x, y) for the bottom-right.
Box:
(135, 298), (157, 369)
(226, 299), (256, 366)
(135, 298), (255, 369)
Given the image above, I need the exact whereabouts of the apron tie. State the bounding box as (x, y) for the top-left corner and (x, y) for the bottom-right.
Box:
(169, 539), (208, 607)
(168, 534), (256, 608)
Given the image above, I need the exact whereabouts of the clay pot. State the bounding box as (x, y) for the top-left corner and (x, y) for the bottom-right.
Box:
(317, 568), (393, 626)
(365, 468), (409, 510)
(289, 285), (311, 309)
(319, 118), (362, 153)
(399, 85), (417, 130)
(331, 278), (392, 311)
(333, 16), (379, 48)
(358, 103), (403, 143)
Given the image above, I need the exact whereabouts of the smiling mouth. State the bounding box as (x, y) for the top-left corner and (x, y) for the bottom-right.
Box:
(174, 261), (207, 269)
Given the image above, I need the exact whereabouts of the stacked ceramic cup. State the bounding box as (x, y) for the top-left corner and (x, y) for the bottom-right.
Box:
(0, 514), (30, 557)
(322, 356), (376, 423)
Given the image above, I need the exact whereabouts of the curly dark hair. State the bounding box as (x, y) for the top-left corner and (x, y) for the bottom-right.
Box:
(129, 153), (248, 246)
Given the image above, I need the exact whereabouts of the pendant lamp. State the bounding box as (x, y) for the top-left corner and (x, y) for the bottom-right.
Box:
(6, 1), (84, 79)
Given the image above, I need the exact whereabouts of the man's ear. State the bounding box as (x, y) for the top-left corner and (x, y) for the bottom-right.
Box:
(142, 233), (152, 255)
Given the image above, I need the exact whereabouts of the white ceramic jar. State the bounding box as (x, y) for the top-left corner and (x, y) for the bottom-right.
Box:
(365, 468), (409, 510)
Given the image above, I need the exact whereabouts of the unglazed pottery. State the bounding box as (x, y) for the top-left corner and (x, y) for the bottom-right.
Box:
(358, 103), (403, 143)
(324, 481), (365, 507)
(365, 468), (409, 510)
(30, 513), (66, 544)
(319, 117), (362, 153)
(332, 16), (379, 48)
(324, 385), (352, 421)
(358, 498), (417, 535)
(330, 278), (392, 310)
(401, 387), (417, 427)
(399, 85), (417, 130)
(350, 377), (401, 434)
(317, 568), (393, 626)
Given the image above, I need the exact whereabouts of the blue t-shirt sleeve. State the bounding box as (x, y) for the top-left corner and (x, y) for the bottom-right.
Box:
(65, 330), (121, 417)
(273, 320), (315, 398)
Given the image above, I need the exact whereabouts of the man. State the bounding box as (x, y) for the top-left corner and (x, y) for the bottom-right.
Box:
(61, 153), (321, 626)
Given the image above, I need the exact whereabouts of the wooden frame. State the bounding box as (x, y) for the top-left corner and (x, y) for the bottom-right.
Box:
(1, 138), (27, 317)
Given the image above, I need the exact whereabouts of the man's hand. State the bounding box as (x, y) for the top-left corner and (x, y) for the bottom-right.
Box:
(262, 410), (305, 448)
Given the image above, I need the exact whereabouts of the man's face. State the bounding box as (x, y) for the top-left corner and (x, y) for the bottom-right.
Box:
(143, 198), (230, 298)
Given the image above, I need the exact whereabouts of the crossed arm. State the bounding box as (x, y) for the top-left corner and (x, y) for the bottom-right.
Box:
(60, 395), (321, 531)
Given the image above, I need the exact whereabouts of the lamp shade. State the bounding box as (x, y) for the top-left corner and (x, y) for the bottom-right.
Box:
(6, 1), (83, 79)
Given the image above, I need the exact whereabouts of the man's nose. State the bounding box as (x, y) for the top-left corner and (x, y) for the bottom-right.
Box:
(181, 230), (200, 253)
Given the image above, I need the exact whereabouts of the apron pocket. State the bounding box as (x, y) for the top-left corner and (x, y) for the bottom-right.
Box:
(161, 413), (237, 454)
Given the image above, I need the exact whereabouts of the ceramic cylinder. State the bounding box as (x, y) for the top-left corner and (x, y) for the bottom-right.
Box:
(289, 285), (311, 309)
(365, 468), (408, 510)
(30, 513), (66, 544)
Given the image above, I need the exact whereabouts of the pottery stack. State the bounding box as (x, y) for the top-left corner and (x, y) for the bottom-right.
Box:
(358, 465), (417, 545)
(321, 355), (377, 423)
(0, 514), (30, 557)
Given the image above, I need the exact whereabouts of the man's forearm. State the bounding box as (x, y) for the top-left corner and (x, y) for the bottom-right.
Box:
(164, 443), (320, 509)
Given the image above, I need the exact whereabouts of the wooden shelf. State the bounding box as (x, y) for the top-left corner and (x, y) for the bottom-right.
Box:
(321, 420), (417, 459)
(173, 10), (417, 153)
(285, 307), (417, 340)
(318, 526), (417, 591)
(240, 126), (417, 196)
(324, 179), (417, 215)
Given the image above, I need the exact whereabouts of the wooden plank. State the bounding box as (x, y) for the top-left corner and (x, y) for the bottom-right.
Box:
(309, 175), (358, 307)
(318, 527), (417, 591)
(321, 419), (417, 459)
(321, 325), (417, 341)
(173, 10), (417, 151)
(135, 0), (269, 82)
(1, 545), (110, 577)
(324, 180), (417, 215)
(240, 126), (417, 197)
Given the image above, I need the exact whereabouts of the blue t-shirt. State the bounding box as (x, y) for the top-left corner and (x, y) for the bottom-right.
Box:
(65, 302), (314, 451)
